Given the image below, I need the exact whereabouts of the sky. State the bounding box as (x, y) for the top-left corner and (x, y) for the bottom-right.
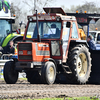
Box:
(10, 0), (100, 10)
(10, 0), (100, 16)
(53, 0), (100, 9)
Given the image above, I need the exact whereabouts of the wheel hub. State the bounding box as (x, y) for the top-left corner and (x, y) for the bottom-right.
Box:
(48, 67), (54, 81)
(77, 53), (87, 77)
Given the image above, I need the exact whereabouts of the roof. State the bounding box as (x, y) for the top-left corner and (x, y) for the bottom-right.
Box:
(43, 7), (66, 15)
(89, 31), (100, 33)
(0, 17), (15, 20)
(66, 13), (100, 25)
(28, 13), (76, 21)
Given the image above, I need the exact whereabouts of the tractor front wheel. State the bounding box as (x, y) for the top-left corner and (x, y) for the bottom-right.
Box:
(3, 61), (18, 84)
(41, 61), (56, 84)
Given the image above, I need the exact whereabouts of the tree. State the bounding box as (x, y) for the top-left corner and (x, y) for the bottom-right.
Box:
(63, 1), (100, 13)
(75, 2), (99, 13)
(23, 0), (55, 14)
(62, 1), (100, 31)
(10, 2), (22, 31)
(10, 0), (55, 30)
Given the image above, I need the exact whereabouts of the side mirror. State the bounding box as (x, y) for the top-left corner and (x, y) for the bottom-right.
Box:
(66, 22), (71, 28)
(19, 21), (23, 27)
(12, 19), (15, 23)
(19, 21), (26, 28)
(6, 30), (10, 35)
(8, 19), (15, 24)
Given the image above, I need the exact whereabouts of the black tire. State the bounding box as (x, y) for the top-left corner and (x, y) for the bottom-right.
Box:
(68, 44), (91, 84)
(26, 70), (41, 84)
(3, 61), (18, 84)
(41, 61), (56, 84)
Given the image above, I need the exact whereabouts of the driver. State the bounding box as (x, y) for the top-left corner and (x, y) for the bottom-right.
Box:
(51, 24), (56, 28)
(48, 24), (60, 36)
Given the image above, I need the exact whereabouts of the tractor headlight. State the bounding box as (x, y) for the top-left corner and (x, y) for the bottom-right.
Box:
(27, 51), (32, 55)
(19, 51), (23, 55)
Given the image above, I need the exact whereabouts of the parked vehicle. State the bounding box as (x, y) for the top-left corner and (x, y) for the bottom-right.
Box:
(89, 31), (100, 50)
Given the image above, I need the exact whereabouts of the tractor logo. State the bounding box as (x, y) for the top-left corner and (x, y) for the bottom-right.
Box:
(0, 0), (10, 13)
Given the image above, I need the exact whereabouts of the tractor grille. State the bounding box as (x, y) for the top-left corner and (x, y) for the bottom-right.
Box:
(18, 43), (32, 50)
(18, 43), (32, 60)
(19, 55), (32, 60)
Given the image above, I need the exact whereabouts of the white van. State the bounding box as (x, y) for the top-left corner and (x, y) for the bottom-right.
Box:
(89, 31), (100, 50)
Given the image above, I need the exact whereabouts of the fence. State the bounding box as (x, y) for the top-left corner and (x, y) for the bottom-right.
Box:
(0, 54), (26, 79)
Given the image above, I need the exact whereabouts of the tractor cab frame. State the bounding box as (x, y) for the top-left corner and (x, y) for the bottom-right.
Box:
(22, 8), (82, 62)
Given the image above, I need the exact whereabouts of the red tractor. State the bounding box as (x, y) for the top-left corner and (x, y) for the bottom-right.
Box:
(3, 7), (91, 84)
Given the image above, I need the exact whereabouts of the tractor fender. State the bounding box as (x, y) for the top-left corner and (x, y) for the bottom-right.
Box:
(9, 35), (23, 44)
(2, 33), (23, 47)
(70, 40), (89, 48)
(44, 58), (57, 69)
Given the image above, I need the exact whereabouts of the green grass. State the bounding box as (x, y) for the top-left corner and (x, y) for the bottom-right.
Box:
(35, 98), (63, 100)
(34, 96), (99, 100)
(19, 78), (27, 80)
(5, 96), (99, 100)
(0, 73), (3, 75)
(0, 78), (27, 80)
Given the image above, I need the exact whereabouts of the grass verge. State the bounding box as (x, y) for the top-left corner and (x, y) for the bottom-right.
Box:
(34, 96), (99, 100)
(5, 96), (99, 100)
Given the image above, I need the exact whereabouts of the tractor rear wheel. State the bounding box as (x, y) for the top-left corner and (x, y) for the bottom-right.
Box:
(41, 61), (56, 84)
(3, 61), (18, 84)
(68, 44), (91, 84)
